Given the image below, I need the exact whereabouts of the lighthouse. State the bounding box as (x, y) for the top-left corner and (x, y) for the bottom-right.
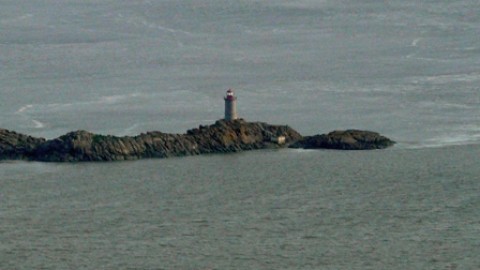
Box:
(224, 89), (238, 121)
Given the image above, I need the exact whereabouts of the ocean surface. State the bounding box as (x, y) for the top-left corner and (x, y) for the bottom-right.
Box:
(1, 0), (479, 269)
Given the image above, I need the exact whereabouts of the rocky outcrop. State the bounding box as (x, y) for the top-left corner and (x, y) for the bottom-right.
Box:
(27, 119), (302, 162)
(290, 129), (395, 150)
(0, 129), (45, 160)
(0, 121), (395, 162)
(185, 119), (302, 154)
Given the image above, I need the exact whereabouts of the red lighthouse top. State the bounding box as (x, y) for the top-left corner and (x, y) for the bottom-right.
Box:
(225, 89), (236, 101)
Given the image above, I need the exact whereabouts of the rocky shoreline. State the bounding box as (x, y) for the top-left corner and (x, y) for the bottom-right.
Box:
(0, 119), (395, 162)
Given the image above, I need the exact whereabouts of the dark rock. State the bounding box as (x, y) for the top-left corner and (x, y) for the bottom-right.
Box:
(0, 129), (45, 160)
(26, 119), (302, 162)
(0, 121), (394, 162)
(290, 129), (395, 150)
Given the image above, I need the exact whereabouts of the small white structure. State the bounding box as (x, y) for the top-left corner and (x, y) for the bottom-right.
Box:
(224, 89), (238, 120)
(270, 136), (286, 145)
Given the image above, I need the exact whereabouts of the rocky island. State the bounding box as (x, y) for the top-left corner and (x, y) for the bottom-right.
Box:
(1, 119), (394, 162)
(290, 129), (396, 150)
(1, 90), (395, 162)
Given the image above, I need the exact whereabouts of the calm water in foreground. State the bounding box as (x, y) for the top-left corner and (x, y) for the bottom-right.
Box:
(1, 145), (479, 269)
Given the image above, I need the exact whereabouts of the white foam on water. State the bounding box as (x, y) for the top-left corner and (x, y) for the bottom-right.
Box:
(16, 93), (145, 115)
(97, 93), (150, 106)
(98, 94), (132, 105)
(463, 46), (480, 52)
(115, 13), (193, 36)
(15, 104), (33, 114)
(406, 54), (454, 63)
(31, 119), (46, 129)
(287, 148), (318, 154)
(404, 132), (480, 149)
(421, 72), (480, 84)
(441, 103), (474, 109)
(0, 13), (34, 26)
(16, 103), (78, 115)
(431, 134), (480, 148)
(411, 38), (421, 47)
(417, 100), (474, 110)
(47, 103), (74, 110)
(276, 0), (329, 9)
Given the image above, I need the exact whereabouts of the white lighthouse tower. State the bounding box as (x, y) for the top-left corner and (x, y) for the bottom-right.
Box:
(224, 89), (238, 121)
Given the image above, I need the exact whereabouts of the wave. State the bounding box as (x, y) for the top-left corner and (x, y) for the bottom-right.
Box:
(0, 14), (34, 26)
(98, 93), (140, 104)
(407, 71), (480, 85)
(32, 120), (46, 129)
(15, 103), (76, 115)
(427, 135), (480, 148)
(417, 101), (474, 110)
(277, 0), (329, 9)
(115, 13), (193, 36)
(463, 46), (480, 52)
(14, 93), (144, 116)
(15, 104), (33, 114)
(411, 38), (421, 47)
(405, 54), (453, 63)
(423, 72), (480, 84)
(402, 132), (480, 149)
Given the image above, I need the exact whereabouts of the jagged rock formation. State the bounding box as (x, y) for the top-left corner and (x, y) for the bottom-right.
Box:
(6, 119), (301, 162)
(290, 129), (395, 150)
(185, 119), (301, 154)
(0, 129), (45, 160)
(0, 121), (395, 162)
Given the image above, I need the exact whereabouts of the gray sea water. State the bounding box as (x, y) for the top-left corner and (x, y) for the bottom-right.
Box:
(1, 0), (479, 269)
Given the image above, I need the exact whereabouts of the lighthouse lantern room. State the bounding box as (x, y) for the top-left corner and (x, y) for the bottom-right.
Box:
(224, 89), (238, 121)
